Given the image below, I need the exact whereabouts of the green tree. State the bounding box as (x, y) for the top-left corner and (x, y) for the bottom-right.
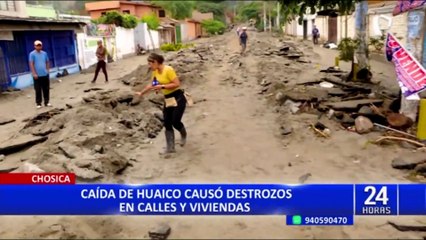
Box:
(150, 1), (194, 20)
(195, 1), (226, 22)
(141, 14), (161, 51)
(237, 1), (262, 22)
(201, 19), (226, 35)
(122, 14), (138, 29)
(97, 11), (123, 26)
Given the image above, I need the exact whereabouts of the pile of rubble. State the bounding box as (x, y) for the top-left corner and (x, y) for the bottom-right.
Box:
(0, 89), (163, 181)
(121, 44), (214, 88)
(254, 46), (425, 178)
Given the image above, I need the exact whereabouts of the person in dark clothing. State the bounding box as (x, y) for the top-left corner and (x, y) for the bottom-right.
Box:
(312, 25), (320, 45)
(92, 40), (108, 83)
(29, 40), (51, 109)
(239, 27), (248, 55)
(135, 53), (187, 154)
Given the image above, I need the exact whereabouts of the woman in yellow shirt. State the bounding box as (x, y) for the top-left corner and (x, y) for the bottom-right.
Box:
(136, 53), (187, 154)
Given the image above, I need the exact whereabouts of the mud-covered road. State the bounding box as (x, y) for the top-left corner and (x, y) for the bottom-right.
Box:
(0, 31), (424, 239)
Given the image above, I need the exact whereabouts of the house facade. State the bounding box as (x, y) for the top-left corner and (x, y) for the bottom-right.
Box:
(284, 0), (407, 46)
(85, 0), (163, 19)
(0, 2), (85, 90)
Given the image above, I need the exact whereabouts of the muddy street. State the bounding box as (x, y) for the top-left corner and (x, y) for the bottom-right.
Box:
(0, 31), (424, 239)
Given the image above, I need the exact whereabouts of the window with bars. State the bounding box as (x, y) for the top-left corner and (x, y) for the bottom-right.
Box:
(0, 1), (16, 11)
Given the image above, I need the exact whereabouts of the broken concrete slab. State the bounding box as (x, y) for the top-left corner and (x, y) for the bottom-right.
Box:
(58, 142), (80, 159)
(324, 99), (384, 111)
(22, 108), (64, 129)
(0, 135), (48, 155)
(0, 117), (16, 126)
(284, 88), (329, 102)
(392, 155), (426, 170)
(149, 223), (171, 240)
(325, 88), (348, 96)
(65, 163), (103, 182)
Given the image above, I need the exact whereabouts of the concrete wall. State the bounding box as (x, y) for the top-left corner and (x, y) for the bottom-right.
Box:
(116, 27), (135, 59)
(0, 1), (28, 18)
(77, 33), (103, 70)
(136, 22), (160, 50)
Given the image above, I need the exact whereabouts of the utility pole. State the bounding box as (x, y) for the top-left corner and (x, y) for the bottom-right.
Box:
(399, 10), (425, 121)
(354, 0), (369, 70)
(263, 1), (267, 32)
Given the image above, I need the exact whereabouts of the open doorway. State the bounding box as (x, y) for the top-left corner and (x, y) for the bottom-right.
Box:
(303, 20), (308, 40)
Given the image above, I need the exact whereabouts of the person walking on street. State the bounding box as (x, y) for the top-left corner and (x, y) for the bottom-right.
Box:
(239, 27), (248, 55)
(236, 26), (241, 37)
(92, 40), (108, 83)
(312, 25), (320, 45)
(29, 40), (51, 109)
(135, 53), (187, 154)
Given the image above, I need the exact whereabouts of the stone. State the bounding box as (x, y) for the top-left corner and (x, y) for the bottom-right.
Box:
(0, 154), (4, 161)
(0, 117), (16, 126)
(94, 145), (104, 154)
(275, 92), (285, 102)
(280, 126), (293, 136)
(0, 135), (48, 155)
(149, 223), (171, 240)
(260, 79), (271, 87)
(392, 155), (426, 170)
(355, 116), (374, 134)
(48, 224), (64, 233)
(414, 163), (426, 174)
(58, 142), (80, 159)
(358, 106), (374, 115)
(299, 173), (312, 183)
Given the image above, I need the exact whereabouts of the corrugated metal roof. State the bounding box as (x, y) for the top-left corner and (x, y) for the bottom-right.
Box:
(0, 16), (87, 24)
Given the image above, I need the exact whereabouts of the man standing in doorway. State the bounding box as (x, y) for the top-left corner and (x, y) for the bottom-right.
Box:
(29, 40), (51, 109)
(312, 25), (320, 45)
(92, 40), (108, 83)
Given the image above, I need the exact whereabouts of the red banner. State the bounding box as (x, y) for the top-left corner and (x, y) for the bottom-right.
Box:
(386, 33), (426, 97)
(393, 0), (426, 16)
(0, 173), (75, 184)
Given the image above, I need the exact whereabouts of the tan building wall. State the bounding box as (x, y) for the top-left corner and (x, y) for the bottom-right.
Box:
(85, 1), (160, 19)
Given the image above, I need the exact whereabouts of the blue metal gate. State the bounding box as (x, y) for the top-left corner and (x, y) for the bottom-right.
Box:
(0, 46), (9, 91)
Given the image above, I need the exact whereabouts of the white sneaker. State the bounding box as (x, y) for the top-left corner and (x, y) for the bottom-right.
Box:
(36, 105), (42, 109)
(46, 103), (52, 107)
